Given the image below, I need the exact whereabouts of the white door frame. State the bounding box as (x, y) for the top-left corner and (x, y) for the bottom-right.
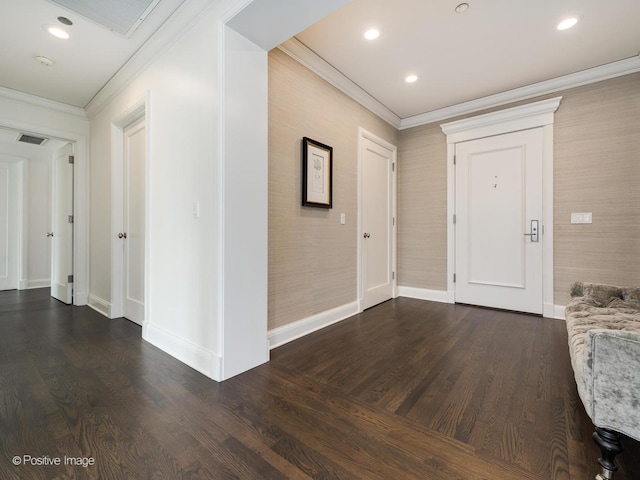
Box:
(441, 97), (561, 318)
(357, 127), (397, 311)
(110, 96), (150, 329)
(0, 119), (89, 305)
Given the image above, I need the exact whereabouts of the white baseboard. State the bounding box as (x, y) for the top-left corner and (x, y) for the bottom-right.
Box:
(144, 322), (222, 381)
(397, 286), (455, 304)
(554, 304), (566, 320)
(18, 279), (50, 290)
(88, 294), (111, 318)
(268, 301), (360, 350)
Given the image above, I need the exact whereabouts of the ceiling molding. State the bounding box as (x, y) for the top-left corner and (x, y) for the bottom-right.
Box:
(279, 38), (402, 129)
(280, 39), (640, 133)
(84, 0), (220, 118)
(401, 56), (640, 130)
(0, 86), (86, 118)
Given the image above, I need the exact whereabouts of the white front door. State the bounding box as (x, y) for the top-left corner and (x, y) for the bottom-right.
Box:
(361, 133), (396, 310)
(455, 128), (543, 314)
(122, 118), (146, 325)
(0, 161), (19, 291)
(51, 153), (73, 304)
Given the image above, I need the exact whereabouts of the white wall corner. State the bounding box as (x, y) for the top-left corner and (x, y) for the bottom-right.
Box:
(144, 322), (218, 380)
(397, 286), (455, 304)
(88, 293), (112, 318)
(268, 301), (360, 350)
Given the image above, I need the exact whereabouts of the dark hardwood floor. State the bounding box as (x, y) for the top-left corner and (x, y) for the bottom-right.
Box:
(1, 289), (638, 479)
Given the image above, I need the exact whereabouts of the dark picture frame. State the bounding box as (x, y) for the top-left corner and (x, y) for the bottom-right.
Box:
(302, 137), (333, 208)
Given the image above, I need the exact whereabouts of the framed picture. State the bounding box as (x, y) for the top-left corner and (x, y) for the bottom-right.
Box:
(302, 137), (333, 208)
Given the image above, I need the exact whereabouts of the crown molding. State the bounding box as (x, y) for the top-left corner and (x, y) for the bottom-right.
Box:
(84, 0), (223, 118)
(278, 41), (640, 133)
(401, 55), (640, 130)
(0, 86), (86, 118)
(278, 38), (402, 129)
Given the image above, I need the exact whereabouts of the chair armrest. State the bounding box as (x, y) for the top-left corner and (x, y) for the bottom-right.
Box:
(582, 328), (640, 441)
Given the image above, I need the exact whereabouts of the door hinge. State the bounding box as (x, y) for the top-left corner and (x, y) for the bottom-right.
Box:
(68, 215), (74, 224)
(392, 163), (396, 172)
(67, 275), (74, 283)
(453, 155), (456, 165)
(393, 217), (395, 226)
(392, 272), (395, 280)
(68, 155), (75, 164)
(453, 273), (456, 283)
(453, 214), (456, 224)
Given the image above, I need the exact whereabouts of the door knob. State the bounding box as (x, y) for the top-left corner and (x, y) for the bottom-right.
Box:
(118, 232), (127, 239)
(363, 233), (371, 238)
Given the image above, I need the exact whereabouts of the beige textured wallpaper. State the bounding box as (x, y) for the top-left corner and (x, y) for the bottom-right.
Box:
(268, 48), (397, 330)
(397, 72), (640, 306)
(397, 124), (448, 290)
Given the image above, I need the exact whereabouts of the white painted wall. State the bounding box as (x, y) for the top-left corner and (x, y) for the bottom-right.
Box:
(85, 0), (351, 381)
(219, 25), (269, 379)
(88, 6), (221, 377)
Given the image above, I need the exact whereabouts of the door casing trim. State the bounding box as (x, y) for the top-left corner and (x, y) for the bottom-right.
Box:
(441, 97), (562, 318)
(357, 127), (398, 312)
(110, 94), (149, 328)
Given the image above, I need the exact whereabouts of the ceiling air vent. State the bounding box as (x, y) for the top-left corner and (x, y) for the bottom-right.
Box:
(17, 133), (48, 146)
(49, 0), (162, 37)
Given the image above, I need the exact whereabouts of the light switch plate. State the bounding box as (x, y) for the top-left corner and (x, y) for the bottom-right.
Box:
(340, 213), (346, 225)
(571, 212), (592, 224)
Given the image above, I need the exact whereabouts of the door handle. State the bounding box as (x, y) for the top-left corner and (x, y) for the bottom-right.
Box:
(524, 220), (539, 242)
(46, 232), (54, 237)
(363, 233), (371, 238)
(118, 232), (127, 239)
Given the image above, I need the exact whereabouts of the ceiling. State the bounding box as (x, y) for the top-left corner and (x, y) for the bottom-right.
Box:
(296, 0), (640, 119)
(0, 0), (639, 120)
(0, 0), (187, 108)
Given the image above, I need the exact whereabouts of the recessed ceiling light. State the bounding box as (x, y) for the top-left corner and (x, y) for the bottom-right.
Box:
(47, 26), (69, 39)
(405, 74), (418, 83)
(35, 55), (55, 67)
(557, 17), (578, 30)
(364, 28), (380, 40)
(455, 3), (469, 14)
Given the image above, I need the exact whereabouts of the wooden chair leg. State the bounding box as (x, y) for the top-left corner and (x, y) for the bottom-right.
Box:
(592, 427), (624, 480)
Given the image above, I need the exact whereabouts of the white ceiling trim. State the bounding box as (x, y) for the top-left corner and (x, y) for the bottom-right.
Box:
(280, 38), (640, 131)
(0, 85), (86, 118)
(401, 55), (640, 130)
(85, 0), (222, 118)
(279, 38), (401, 129)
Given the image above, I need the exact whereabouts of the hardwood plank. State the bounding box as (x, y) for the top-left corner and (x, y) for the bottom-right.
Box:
(2, 290), (639, 479)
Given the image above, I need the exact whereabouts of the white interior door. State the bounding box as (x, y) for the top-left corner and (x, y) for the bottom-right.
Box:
(0, 161), (19, 291)
(455, 128), (543, 314)
(361, 134), (396, 310)
(51, 153), (73, 304)
(122, 118), (146, 325)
